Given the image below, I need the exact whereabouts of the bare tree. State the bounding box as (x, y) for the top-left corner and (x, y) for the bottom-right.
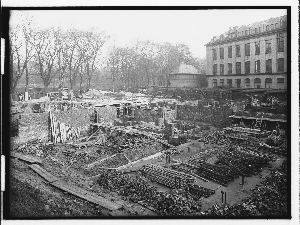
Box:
(31, 28), (59, 93)
(83, 30), (110, 90)
(54, 29), (69, 89)
(107, 42), (120, 92)
(10, 22), (34, 94)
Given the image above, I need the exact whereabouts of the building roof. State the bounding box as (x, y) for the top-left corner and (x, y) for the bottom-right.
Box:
(170, 64), (199, 74)
(205, 15), (287, 46)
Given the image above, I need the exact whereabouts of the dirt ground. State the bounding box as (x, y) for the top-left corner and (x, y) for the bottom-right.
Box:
(8, 158), (108, 218)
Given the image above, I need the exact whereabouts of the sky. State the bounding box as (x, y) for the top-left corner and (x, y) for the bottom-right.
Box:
(10, 9), (287, 59)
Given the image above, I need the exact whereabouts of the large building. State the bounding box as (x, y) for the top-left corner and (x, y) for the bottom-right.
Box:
(205, 15), (287, 89)
(169, 64), (206, 88)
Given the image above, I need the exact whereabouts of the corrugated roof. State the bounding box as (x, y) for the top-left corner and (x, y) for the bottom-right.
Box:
(171, 64), (199, 74)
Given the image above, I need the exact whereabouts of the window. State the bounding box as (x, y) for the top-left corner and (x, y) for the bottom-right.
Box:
(245, 78), (251, 88)
(228, 46), (232, 58)
(228, 63), (232, 74)
(255, 60), (260, 73)
(265, 40), (271, 54)
(255, 42), (260, 55)
(236, 79), (241, 88)
(255, 28), (258, 33)
(212, 79), (217, 88)
(213, 64), (217, 75)
(277, 78), (284, 83)
(227, 79), (232, 88)
(254, 78), (261, 88)
(266, 59), (272, 73)
(236, 45), (241, 57)
(245, 43), (250, 56)
(220, 48), (224, 59)
(266, 25), (269, 31)
(271, 24), (274, 30)
(242, 31), (244, 36)
(277, 58), (284, 72)
(213, 49), (217, 60)
(277, 78), (285, 88)
(259, 27), (261, 32)
(236, 62), (241, 74)
(265, 78), (272, 88)
(277, 34), (284, 52)
(220, 64), (224, 75)
(245, 30), (248, 35)
(220, 79), (224, 86)
(245, 61), (250, 74)
(275, 23), (278, 29)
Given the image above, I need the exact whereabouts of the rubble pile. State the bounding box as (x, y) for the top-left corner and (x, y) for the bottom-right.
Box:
(197, 130), (230, 145)
(82, 89), (105, 99)
(134, 109), (162, 123)
(235, 110), (287, 120)
(186, 161), (236, 186)
(217, 147), (273, 177)
(96, 171), (203, 216)
(177, 105), (232, 126)
(123, 141), (162, 162)
(186, 184), (216, 199)
(203, 160), (288, 217)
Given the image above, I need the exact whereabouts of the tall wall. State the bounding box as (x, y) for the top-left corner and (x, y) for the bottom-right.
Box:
(205, 15), (288, 90)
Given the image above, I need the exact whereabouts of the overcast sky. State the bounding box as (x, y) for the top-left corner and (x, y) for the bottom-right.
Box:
(10, 9), (287, 59)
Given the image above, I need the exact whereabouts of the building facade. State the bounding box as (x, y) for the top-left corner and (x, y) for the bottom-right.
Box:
(205, 15), (287, 89)
(169, 64), (206, 88)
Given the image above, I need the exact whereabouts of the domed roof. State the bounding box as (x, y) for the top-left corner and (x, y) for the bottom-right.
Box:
(171, 64), (199, 74)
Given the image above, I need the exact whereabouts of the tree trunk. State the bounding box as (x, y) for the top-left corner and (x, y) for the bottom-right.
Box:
(25, 67), (29, 92)
(79, 76), (83, 94)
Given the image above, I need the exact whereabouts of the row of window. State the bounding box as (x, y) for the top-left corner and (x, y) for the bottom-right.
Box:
(212, 77), (285, 88)
(218, 20), (286, 41)
(212, 35), (284, 60)
(212, 58), (284, 75)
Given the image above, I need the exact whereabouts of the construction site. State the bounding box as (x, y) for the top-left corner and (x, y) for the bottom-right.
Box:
(8, 88), (288, 218)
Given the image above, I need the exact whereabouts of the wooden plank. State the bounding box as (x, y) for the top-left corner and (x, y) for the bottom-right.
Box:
(10, 152), (43, 164)
(28, 164), (60, 183)
(51, 181), (122, 211)
(229, 115), (286, 122)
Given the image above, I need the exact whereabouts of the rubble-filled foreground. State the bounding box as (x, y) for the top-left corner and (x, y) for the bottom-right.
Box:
(10, 97), (288, 217)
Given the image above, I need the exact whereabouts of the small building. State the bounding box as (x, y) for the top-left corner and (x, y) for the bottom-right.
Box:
(169, 64), (206, 88)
